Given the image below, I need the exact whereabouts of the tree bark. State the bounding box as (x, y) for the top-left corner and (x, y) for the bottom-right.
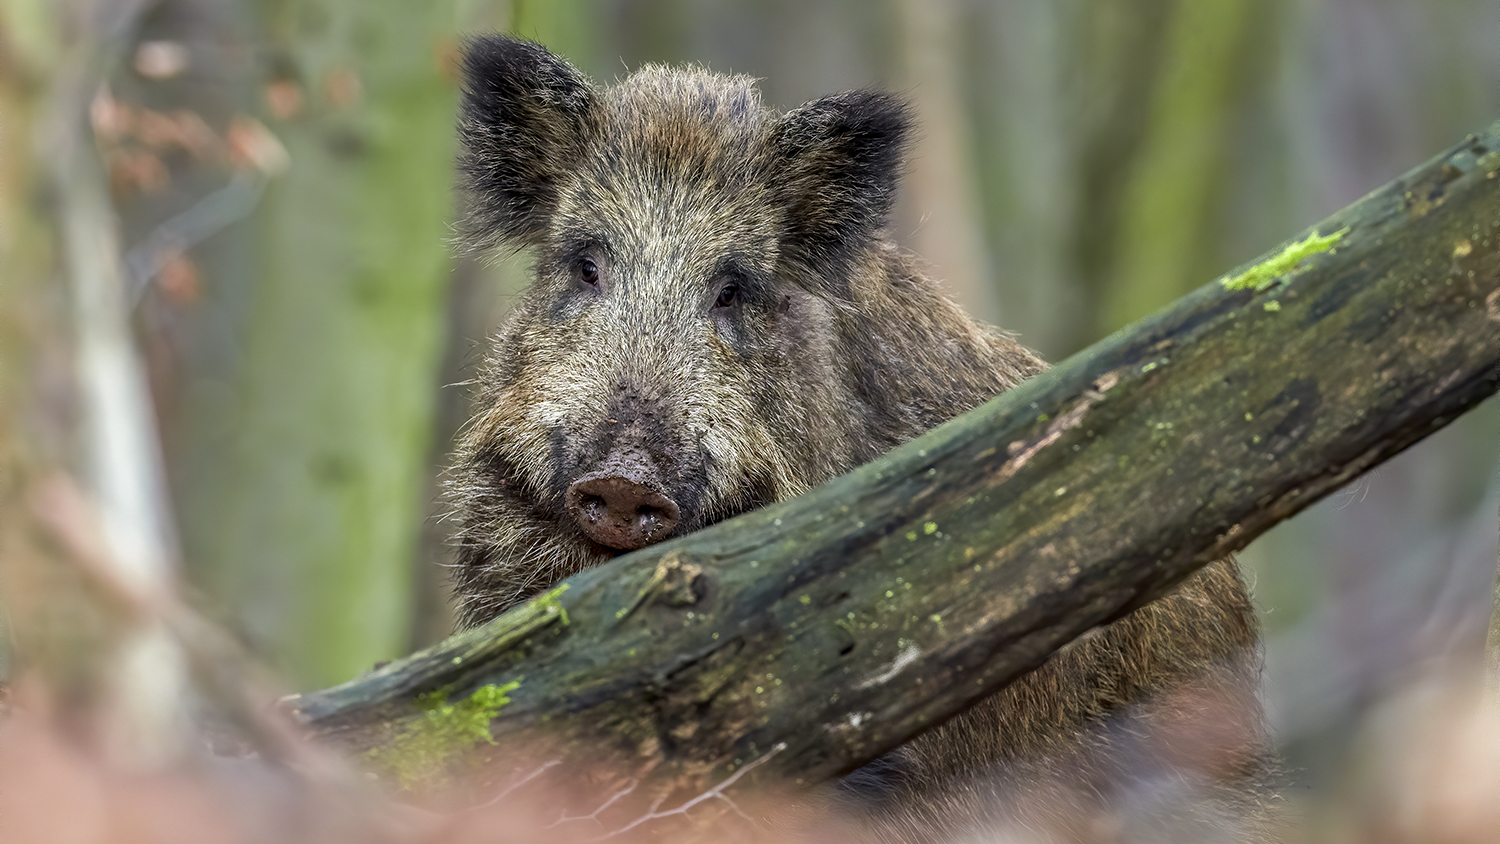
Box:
(286, 119), (1500, 818)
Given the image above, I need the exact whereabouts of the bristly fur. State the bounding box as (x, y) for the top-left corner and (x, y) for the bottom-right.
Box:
(446, 35), (1275, 842)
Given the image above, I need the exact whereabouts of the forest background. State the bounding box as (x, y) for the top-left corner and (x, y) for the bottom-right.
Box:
(1, 0), (1497, 825)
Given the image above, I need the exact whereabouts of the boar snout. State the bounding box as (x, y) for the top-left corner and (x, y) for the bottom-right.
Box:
(566, 454), (682, 550)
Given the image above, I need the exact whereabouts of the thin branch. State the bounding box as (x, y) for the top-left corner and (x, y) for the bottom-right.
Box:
(597, 743), (786, 839)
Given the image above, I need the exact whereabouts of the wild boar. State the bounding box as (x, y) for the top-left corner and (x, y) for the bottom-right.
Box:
(446, 35), (1271, 842)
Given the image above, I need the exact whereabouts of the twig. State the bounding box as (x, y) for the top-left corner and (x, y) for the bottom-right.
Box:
(468, 758), (563, 810)
(549, 778), (638, 829)
(597, 742), (787, 839)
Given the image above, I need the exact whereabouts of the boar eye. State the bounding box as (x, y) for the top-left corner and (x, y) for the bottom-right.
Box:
(714, 282), (739, 310)
(576, 258), (600, 287)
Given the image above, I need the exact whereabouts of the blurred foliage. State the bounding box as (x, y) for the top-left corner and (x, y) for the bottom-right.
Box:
(0, 0), (1495, 832)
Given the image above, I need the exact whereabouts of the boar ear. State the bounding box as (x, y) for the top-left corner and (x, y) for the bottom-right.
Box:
(457, 35), (597, 250)
(772, 91), (910, 298)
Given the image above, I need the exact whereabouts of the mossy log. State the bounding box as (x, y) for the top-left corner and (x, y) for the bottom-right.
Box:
(285, 121), (1500, 818)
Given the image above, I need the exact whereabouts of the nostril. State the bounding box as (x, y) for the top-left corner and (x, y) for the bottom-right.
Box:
(636, 506), (669, 539)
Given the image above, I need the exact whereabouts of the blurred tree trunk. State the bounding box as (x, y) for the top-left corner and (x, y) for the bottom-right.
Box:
(1098, 0), (1273, 335)
(890, 0), (998, 324)
(171, 0), (461, 691)
(0, 0), (73, 692)
(509, 0), (596, 62)
(1056, 0), (1176, 355)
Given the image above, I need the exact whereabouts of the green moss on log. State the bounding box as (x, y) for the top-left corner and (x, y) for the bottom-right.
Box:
(364, 680), (521, 790)
(1220, 227), (1349, 292)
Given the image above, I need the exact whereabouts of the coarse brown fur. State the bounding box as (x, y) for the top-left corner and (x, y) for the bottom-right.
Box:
(446, 36), (1273, 842)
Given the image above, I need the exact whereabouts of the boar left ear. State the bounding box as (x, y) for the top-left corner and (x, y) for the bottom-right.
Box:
(772, 91), (910, 298)
(457, 35), (598, 251)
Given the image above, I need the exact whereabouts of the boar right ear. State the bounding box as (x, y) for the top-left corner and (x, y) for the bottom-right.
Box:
(457, 35), (597, 250)
(772, 91), (910, 298)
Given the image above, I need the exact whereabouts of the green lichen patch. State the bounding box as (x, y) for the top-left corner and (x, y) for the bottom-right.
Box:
(534, 583), (570, 625)
(1221, 227), (1350, 292)
(364, 680), (521, 790)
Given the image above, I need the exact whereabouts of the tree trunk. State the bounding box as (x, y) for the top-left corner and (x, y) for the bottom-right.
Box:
(171, 0), (460, 691)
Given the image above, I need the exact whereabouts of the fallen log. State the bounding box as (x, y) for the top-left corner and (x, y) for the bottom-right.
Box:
(285, 119), (1500, 823)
